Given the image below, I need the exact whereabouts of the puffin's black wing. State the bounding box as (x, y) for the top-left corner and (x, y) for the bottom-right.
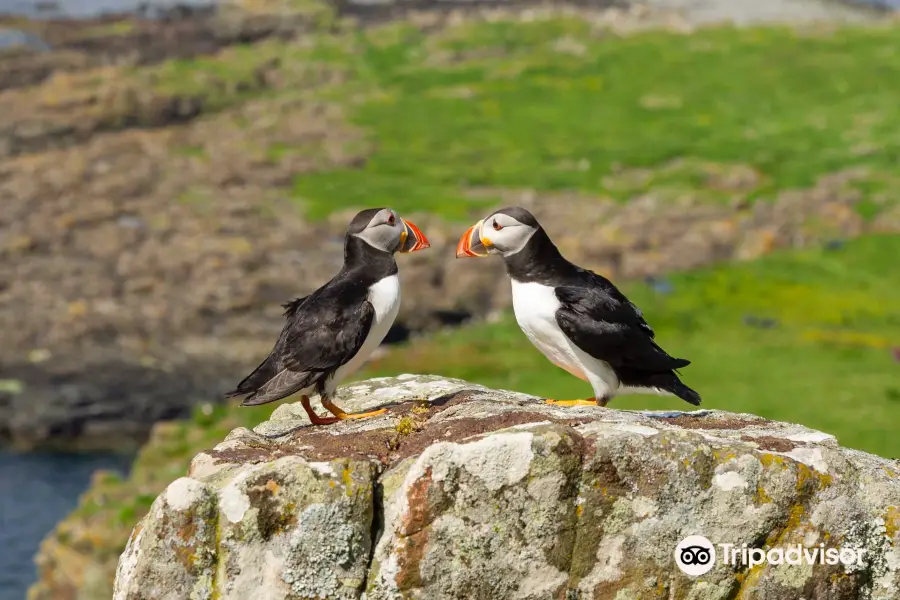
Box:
(233, 295), (375, 406)
(281, 295), (310, 317)
(281, 299), (374, 374)
(554, 282), (689, 373)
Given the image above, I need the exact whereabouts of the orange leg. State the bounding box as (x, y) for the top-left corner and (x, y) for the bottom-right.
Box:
(321, 398), (387, 420)
(545, 397), (610, 407)
(300, 395), (339, 425)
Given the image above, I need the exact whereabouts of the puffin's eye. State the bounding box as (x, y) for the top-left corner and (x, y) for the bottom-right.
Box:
(493, 220), (503, 231)
(388, 214), (396, 226)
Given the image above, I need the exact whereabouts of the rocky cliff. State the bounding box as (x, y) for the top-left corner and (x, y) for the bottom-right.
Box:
(113, 375), (900, 599)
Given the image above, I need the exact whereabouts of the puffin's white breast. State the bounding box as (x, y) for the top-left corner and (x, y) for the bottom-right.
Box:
(510, 279), (618, 396)
(332, 274), (401, 385)
(367, 273), (402, 325)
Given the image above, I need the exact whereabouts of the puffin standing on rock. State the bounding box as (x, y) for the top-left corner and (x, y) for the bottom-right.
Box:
(227, 208), (430, 425)
(456, 206), (700, 408)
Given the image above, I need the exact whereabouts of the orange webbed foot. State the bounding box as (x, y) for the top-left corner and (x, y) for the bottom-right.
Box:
(322, 399), (388, 420)
(544, 397), (600, 407)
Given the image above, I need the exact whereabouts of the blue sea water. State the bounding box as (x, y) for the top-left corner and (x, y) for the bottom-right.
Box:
(0, 0), (215, 19)
(0, 451), (132, 600)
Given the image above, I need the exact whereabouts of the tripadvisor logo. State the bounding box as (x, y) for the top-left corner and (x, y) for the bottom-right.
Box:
(675, 536), (716, 576)
(674, 535), (867, 577)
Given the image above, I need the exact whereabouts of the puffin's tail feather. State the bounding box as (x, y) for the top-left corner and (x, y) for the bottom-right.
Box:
(669, 379), (702, 406)
(225, 354), (277, 399)
(239, 369), (312, 407)
(651, 371), (701, 406)
(670, 357), (691, 370)
(618, 368), (701, 406)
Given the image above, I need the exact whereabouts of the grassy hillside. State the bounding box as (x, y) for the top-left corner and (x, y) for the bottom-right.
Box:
(366, 235), (900, 458)
(133, 16), (900, 221)
(284, 20), (900, 219)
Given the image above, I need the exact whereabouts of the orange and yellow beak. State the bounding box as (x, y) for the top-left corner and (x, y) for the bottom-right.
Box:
(398, 219), (430, 253)
(455, 219), (491, 258)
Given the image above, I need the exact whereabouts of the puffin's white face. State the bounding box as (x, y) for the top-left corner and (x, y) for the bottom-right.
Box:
(352, 207), (429, 254)
(456, 208), (539, 259)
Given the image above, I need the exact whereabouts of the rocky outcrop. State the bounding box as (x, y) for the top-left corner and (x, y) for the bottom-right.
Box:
(114, 375), (900, 599)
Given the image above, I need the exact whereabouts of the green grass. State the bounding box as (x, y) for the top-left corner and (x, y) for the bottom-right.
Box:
(287, 20), (900, 219)
(116, 14), (900, 220)
(139, 39), (286, 100)
(363, 235), (900, 459)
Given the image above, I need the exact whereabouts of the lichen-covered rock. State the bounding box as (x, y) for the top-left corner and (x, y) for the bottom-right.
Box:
(115, 456), (377, 600)
(114, 375), (900, 599)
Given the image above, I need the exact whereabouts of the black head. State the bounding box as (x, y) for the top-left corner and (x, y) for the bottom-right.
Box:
(455, 206), (542, 258)
(348, 208), (384, 235)
(455, 205), (576, 283)
(489, 206), (541, 229)
(346, 207), (430, 254)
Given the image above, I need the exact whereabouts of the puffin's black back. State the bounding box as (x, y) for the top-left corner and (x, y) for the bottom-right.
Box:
(501, 225), (582, 286)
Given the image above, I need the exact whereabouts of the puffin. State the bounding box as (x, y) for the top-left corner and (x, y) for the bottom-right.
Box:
(456, 206), (700, 407)
(226, 207), (430, 425)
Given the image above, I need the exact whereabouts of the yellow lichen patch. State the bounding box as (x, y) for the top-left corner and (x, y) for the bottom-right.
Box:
(884, 506), (900, 539)
(713, 450), (739, 462)
(766, 504), (812, 548)
(575, 504), (584, 518)
(796, 462), (833, 493)
(829, 571), (852, 585)
(758, 453), (787, 469)
(395, 416), (418, 436)
(733, 561), (766, 599)
(264, 479), (280, 495)
(758, 453), (832, 495)
(755, 484), (773, 505)
(342, 466), (358, 497)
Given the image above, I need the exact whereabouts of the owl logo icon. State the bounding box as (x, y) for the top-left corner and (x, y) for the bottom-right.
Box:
(675, 535), (716, 576)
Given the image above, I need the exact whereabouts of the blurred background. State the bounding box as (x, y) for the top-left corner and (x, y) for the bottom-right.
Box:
(1, 0), (899, 597)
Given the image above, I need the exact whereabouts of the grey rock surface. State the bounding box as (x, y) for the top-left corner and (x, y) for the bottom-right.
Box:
(115, 375), (900, 599)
